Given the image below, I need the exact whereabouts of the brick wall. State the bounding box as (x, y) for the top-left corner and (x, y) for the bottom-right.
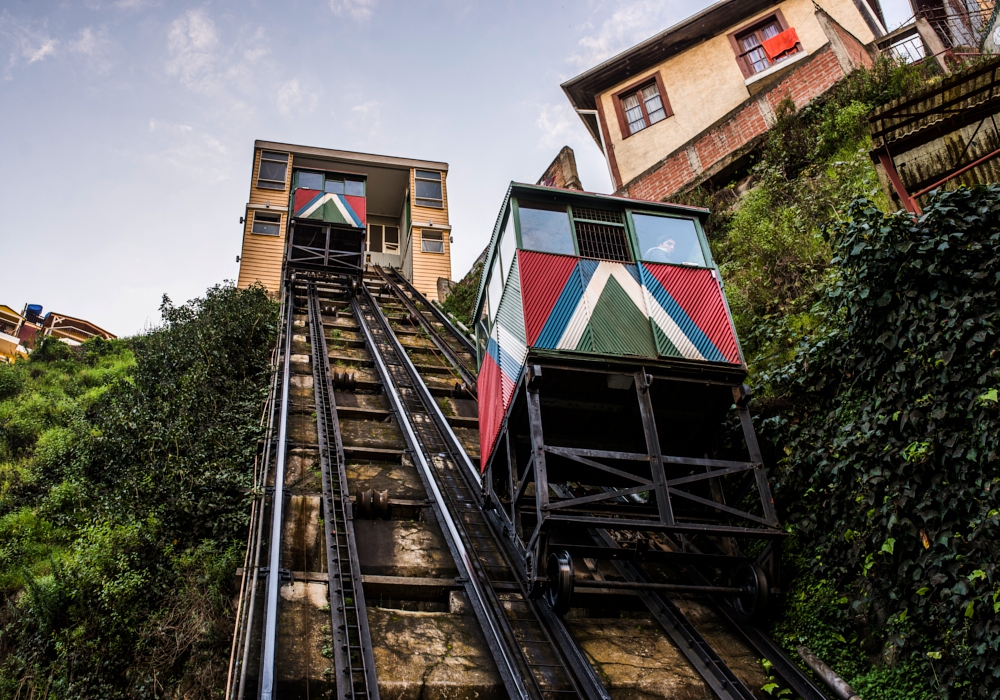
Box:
(831, 18), (873, 69)
(622, 46), (850, 202)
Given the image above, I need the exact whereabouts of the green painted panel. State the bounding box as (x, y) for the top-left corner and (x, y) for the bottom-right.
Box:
(588, 275), (657, 357)
(575, 326), (595, 353)
(651, 322), (681, 358)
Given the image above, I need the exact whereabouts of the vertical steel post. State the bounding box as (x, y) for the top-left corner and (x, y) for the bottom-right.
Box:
(635, 371), (675, 525)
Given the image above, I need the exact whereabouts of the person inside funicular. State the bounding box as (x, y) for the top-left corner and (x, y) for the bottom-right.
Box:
(644, 236), (677, 263)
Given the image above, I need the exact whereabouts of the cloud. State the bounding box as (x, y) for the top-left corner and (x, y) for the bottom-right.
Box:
(0, 11), (59, 78)
(329, 0), (376, 21)
(536, 103), (576, 150)
(276, 78), (318, 117)
(165, 9), (219, 90)
(146, 119), (229, 182)
(570, 0), (681, 68)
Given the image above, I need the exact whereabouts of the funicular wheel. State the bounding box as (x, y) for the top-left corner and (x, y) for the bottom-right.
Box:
(545, 550), (574, 615)
(731, 562), (770, 623)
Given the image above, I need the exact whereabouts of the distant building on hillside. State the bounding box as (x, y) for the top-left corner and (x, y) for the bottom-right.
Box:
(236, 141), (453, 301)
(0, 304), (115, 362)
(561, 0), (885, 201)
(537, 146), (584, 191)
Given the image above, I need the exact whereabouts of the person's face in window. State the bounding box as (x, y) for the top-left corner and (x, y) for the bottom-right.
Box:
(657, 237), (676, 256)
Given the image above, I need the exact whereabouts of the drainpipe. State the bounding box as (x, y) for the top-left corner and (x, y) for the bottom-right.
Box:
(576, 108), (616, 189)
(796, 646), (861, 700)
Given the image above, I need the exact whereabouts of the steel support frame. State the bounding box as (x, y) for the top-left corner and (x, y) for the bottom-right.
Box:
(491, 362), (782, 595)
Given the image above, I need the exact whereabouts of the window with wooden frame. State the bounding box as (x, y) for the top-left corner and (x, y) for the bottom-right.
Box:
(257, 151), (289, 190)
(421, 229), (444, 253)
(414, 170), (444, 208)
(368, 224), (400, 254)
(612, 73), (672, 139)
(729, 11), (801, 79)
(251, 211), (282, 236)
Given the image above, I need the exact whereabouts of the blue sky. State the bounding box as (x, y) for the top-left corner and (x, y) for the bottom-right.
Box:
(0, 0), (914, 335)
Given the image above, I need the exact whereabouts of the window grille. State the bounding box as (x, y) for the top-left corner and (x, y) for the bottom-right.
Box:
(575, 221), (632, 262)
(573, 206), (623, 224)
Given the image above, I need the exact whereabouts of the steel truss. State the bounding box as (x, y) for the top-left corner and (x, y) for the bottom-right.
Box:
(484, 360), (784, 614)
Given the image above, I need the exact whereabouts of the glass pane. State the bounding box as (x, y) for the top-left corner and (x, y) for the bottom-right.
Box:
(644, 92), (665, 124)
(252, 214), (280, 236)
(641, 84), (659, 101)
(518, 203), (575, 256)
(487, 258), (502, 322)
(298, 171), (323, 190)
(422, 237), (444, 253)
(648, 107), (666, 124)
(345, 179), (365, 196)
(384, 226), (399, 244)
(761, 22), (781, 40)
(633, 213), (706, 267)
(325, 179), (345, 194)
(500, 214), (517, 285)
(261, 151), (288, 162)
(740, 33), (761, 51)
(259, 161), (286, 182)
(415, 179), (442, 201)
(369, 224), (383, 253)
(415, 170), (441, 181)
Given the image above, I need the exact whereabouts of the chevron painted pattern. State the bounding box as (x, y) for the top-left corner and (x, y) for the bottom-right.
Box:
(292, 188), (367, 228)
(479, 250), (743, 467)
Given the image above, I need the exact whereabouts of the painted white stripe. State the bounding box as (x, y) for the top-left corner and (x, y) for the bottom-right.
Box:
(331, 194), (357, 225)
(496, 323), (527, 366)
(608, 264), (648, 311)
(642, 287), (704, 360)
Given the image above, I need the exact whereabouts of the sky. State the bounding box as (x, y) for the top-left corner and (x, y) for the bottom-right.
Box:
(0, 0), (915, 336)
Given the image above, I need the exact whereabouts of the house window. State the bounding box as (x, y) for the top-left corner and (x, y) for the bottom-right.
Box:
(415, 170), (444, 208)
(613, 74), (672, 139)
(384, 226), (399, 253)
(731, 12), (800, 78)
(369, 224), (384, 253)
(257, 151), (289, 190)
(251, 211), (282, 236)
(421, 229), (444, 253)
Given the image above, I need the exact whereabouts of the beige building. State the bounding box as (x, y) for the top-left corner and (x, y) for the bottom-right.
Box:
(562, 0), (885, 201)
(236, 141), (453, 301)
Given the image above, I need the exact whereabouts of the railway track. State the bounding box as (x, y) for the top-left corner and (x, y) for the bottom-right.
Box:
(228, 268), (831, 700)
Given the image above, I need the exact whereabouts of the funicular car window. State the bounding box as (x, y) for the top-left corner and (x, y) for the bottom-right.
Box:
(487, 258), (503, 323)
(518, 201), (575, 256)
(633, 213), (706, 267)
(297, 171), (324, 190)
(500, 213), (517, 284)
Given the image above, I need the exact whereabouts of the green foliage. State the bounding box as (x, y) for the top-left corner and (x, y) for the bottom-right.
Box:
(0, 282), (277, 699)
(759, 186), (1000, 697)
(440, 260), (483, 328)
(0, 364), (23, 401)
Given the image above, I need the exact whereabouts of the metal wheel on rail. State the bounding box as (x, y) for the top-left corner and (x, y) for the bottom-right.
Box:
(732, 562), (769, 624)
(546, 550), (574, 615)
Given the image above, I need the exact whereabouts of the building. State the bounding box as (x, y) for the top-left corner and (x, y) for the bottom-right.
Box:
(0, 305), (27, 363)
(38, 311), (116, 345)
(236, 141), (453, 301)
(0, 304), (115, 361)
(561, 0), (885, 201)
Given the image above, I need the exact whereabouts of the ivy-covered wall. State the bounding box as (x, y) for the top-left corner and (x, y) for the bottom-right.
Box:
(759, 188), (1000, 698)
(0, 283), (277, 699)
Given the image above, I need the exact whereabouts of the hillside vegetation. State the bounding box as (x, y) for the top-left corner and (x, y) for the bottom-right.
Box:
(0, 284), (276, 699)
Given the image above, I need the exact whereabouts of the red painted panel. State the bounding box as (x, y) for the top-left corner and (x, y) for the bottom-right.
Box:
(477, 353), (504, 470)
(345, 194), (367, 227)
(645, 264), (741, 364)
(293, 188), (321, 213)
(518, 251), (578, 346)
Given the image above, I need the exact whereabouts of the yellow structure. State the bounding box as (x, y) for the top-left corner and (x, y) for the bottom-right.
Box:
(0, 305), (26, 363)
(236, 141), (453, 301)
(562, 0), (883, 200)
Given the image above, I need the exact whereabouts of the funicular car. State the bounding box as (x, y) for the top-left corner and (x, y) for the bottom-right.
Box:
(474, 183), (783, 618)
(285, 168), (368, 289)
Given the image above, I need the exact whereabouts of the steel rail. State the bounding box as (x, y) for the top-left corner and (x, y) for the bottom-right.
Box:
(364, 282), (611, 700)
(374, 266), (478, 396)
(350, 285), (533, 700)
(386, 267), (476, 354)
(231, 289), (288, 700)
(307, 282), (380, 700)
(259, 279), (295, 700)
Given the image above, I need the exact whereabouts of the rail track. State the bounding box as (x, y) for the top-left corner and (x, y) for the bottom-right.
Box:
(227, 268), (832, 700)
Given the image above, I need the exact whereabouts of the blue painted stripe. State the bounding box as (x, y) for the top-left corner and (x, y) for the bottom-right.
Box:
(535, 263), (585, 348)
(639, 264), (725, 363)
(338, 195), (364, 228)
(487, 332), (523, 380)
(297, 192), (325, 216)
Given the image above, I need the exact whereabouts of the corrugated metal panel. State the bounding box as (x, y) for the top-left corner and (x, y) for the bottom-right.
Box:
(495, 255), (528, 410)
(588, 272), (657, 357)
(641, 263), (741, 365)
(519, 251), (578, 345)
(477, 351), (503, 470)
(495, 255), (525, 344)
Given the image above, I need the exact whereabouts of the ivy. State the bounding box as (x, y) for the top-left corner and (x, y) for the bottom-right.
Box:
(760, 186), (1000, 697)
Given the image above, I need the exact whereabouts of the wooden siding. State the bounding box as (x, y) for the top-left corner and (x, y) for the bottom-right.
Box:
(411, 229), (452, 301)
(407, 168), (451, 300)
(237, 148), (293, 293)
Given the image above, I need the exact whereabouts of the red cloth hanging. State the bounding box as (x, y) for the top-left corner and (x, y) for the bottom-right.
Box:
(762, 27), (799, 61)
